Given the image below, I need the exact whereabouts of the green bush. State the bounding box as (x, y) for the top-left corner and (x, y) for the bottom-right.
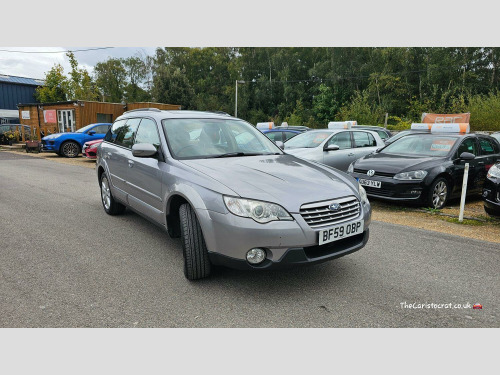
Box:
(338, 90), (385, 125)
(467, 92), (500, 132)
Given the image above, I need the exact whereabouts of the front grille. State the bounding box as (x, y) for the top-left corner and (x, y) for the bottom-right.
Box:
(300, 196), (360, 228)
(354, 168), (395, 178)
(363, 186), (395, 197)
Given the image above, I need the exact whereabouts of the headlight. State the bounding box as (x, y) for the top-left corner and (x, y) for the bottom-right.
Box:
(88, 144), (98, 150)
(358, 183), (369, 205)
(393, 170), (428, 180)
(488, 164), (500, 178)
(347, 163), (354, 173)
(223, 196), (293, 223)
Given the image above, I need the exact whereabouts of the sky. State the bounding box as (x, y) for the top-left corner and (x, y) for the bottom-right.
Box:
(0, 47), (157, 80)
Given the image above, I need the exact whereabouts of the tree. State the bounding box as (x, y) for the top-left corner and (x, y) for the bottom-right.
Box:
(123, 56), (151, 102)
(152, 65), (194, 108)
(66, 52), (99, 101)
(94, 58), (127, 102)
(35, 64), (68, 102)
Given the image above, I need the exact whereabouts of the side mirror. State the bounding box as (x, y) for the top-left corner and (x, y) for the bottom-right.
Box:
(324, 144), (340, 151)
(132, 143), (157, 158)
(459, 152), (475, 160)
(88, 131), (96, 136)
(275, 141), (284, 150)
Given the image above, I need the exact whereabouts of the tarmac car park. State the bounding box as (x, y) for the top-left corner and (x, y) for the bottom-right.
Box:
(348, 123), (500, 209)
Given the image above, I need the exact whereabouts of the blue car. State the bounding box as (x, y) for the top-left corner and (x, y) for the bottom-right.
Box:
(41, 123), (111, 157)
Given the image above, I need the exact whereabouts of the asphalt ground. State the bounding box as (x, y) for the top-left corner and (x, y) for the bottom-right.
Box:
(0, 151), (498, 327)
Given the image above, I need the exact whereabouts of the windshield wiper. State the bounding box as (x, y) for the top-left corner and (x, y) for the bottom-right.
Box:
(210, 152), (275, 158)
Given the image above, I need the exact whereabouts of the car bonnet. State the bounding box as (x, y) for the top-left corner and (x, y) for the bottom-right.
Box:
(180, 154), (358, 213)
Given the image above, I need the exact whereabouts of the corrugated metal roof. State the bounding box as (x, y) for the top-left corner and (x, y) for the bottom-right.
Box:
(0, 74), (44, 86)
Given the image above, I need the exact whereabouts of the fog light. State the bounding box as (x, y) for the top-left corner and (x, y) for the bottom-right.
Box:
(246, 248), (266, 264)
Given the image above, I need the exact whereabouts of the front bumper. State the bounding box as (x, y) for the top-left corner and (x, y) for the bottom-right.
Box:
(83, 147), (98, 159)
(41, 140), (58, 152)
(483, 177), (500, 215)
(209, 230), (369, 270)
(197, 200), (371, 269)
(350, 172), (427, 202)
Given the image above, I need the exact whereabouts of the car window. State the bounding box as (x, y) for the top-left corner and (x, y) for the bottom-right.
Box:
(327, 132), (351, 149)
(283, 131), (298, 141)
(352, 131), (376, 148)
(478, 138), (497, 155)
(383, 135), (458, 157)
(285, 131), (331, 149)
(105, 119), (126, 143)
(117, 118), (141, 148)
(265, 132), (283, 142)
(376, 130), (389, 140)
(456, 138), (478, 157)
(92, 125), (110, 134)
(134, 118), (160, 148)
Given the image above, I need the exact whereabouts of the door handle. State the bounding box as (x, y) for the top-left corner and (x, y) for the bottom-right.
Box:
(348, 153), (355, 157)
(128, 160), (134, 168)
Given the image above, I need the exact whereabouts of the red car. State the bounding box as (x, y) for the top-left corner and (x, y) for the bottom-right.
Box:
(82, 139), (102, 159)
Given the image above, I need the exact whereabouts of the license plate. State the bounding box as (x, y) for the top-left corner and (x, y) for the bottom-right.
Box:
(358, 179), (381, 188)
(319, 220), (364, 245)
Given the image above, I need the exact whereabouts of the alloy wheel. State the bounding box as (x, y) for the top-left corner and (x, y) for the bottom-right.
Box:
(101, 176), (111, 210)
(62, 142), (79, 157)
(432, 181), (447, 208)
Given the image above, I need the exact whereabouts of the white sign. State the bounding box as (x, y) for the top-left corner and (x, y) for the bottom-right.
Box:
(22, 110), (30, 120)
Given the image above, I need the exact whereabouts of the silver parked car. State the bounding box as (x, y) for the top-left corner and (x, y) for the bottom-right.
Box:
(284, 129), (385, 171)
(96, 109), (371, 280)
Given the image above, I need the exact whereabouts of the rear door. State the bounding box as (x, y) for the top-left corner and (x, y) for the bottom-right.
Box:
(349, 130), (379, 166)
(101, 118), (140, 200)
(322, 131), (354, 171)
(126, 118), (164, 222)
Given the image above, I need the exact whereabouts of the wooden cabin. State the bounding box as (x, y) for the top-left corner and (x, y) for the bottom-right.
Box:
(17, 101), (181, 141)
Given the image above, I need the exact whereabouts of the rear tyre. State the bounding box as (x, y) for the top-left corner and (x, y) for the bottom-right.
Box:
(179, 203), (211, 280)
(428, 177), (449, 209)
(100, 173), (126, 215)
(61, 141), (80, 158)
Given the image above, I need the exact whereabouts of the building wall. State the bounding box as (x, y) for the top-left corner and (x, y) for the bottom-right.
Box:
(126, 102), (181, 111)
(0, 82), (38, 110)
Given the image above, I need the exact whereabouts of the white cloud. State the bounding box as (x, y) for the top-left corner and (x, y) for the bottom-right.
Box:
(0, 47), (157, 79)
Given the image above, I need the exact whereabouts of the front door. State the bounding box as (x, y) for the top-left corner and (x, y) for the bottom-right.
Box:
(57, 110), (75, 133)
(126, 118), (164, 223)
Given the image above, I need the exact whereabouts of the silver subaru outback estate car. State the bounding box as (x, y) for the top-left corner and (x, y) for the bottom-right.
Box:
(96, 109), (371, 280)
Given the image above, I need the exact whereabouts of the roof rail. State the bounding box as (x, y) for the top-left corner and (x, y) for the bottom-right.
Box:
(124, 107), (162, 114)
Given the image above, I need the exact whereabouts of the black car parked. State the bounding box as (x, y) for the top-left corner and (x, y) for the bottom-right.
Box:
(348, 132), (500, 209)
(483, 162), (500, 216)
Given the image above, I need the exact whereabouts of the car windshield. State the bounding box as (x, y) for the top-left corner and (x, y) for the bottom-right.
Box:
(386, 130), (412, 143)
(75, 124), (96, 133)
(162, 118), (282, 159)
(284, 131), (331, 149)
(381, 135), (458, 157)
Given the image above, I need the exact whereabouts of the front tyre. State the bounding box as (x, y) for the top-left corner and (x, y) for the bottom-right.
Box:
(484, 206), (500, 217)
(100, 173), (126, 215)
(428, 177), (449, 209)
(61, 141), (80, 158)
(179, 203), (211, 280)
